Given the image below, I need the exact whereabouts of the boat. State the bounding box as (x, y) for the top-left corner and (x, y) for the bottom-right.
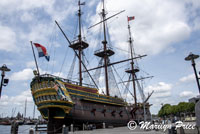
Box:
(0, 120), (11, 125)
(30, 0), (152, 133)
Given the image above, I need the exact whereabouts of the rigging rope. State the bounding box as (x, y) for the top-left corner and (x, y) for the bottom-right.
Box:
(112, 65), (134, 100)
(93, 58), (103, 87)
(82, 55), (92, 85)
(58, 43), (69, 77)
(73, 15), (78, 40)
(135, 75), (146, 102)
(123, 74), (131, 94)
(67, 53), (76, 80)
(45, 23), (57, 73)
(108, 64), (122, 98)
(51, 48), (56, 74)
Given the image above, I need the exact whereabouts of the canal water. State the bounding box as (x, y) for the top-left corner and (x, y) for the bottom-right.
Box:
(0, 125), (47, 134)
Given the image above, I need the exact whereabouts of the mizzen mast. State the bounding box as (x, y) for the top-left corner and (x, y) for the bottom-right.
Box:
(125, 17), (139, 107)
(69, 0), (88, 86)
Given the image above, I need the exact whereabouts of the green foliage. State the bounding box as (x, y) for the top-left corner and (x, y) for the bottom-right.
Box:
(187, 103), (195, 112)
(158, 102), (195, 117)
(177, 102), (188, 113)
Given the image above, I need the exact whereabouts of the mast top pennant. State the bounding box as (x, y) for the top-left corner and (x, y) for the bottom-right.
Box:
(128, 16), (135, 21)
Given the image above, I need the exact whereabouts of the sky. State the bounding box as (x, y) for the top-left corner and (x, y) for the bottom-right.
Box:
(0, 0), (200, 118)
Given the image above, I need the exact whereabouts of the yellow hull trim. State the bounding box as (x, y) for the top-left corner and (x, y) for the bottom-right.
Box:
(69, 92), (125, 106)
(33, 92), (57, 98)
(36, 100), (74, 105)
(83, 98), (125, 106)
(32, 87), (55, 94)
(38, 105), (72, 114)
(66, 86), (123, 100)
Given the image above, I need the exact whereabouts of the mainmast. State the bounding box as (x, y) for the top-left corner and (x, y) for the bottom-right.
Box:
(102, 0), (109, 96)
(125, 17), (139, 107)
(69, 0), (88, 86)
(94, 0), (115, 96)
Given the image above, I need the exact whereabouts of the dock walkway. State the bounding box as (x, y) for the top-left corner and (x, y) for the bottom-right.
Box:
(68, 126), (165, 134)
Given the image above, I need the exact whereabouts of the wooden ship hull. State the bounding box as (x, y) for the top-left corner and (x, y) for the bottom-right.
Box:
(30, 74), (145, 129)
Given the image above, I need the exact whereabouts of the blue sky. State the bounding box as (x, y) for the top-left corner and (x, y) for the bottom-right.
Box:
(0, 0), (200, 118)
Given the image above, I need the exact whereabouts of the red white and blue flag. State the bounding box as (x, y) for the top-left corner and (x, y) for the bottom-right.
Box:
(128, 16), (135, 21)
(34, 43), (50, 61)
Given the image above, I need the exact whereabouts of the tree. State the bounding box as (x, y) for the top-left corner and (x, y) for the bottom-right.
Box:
(171, 105), (178, 115)
(186, 103), (195, 113)
(158, 102), (195, 118)
(177, 102), (188, 113)
(158, 104), (171, 117)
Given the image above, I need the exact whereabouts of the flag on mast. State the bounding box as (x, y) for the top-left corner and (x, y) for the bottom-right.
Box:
(33, 43), (50, 61)
(128, 16), (135, 21)
(80, 2), (85, 5)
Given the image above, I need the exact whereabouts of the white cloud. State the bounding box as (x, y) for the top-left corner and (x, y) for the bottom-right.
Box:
(0, 0), (55, 13)
(26, 61), (35, 68)
(91, 0), (193, 55)
(52, 72), (65, 78)
(26, 23), (54, 43)
(184, 0), (200, 31)
(0, 90), (33, 107)
(10, 68), (33, 81)
(180, 91), (195, 98)
(179, 74), (195, 83)
(0, 90), (38, 117)
(145, 82), (172, 93)
(0, 0), (76, 54)
(152, 91), (171, 98)
(0, 0), (75, 22)
(145, 82), (172, 98)
(0, 25), (17, 52)
(20, 12), (34, 22)
(88, 1), (97, 8)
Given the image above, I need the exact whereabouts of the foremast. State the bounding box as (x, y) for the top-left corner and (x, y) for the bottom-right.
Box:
(69, 0), (88, 86)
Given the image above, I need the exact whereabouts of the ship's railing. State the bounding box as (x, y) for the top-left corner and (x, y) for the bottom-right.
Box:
(39, 74), (96, 88)
(94, 47), (113, 54)
(71, 39), (79, 44)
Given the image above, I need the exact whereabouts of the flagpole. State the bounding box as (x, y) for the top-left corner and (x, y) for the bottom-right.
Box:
(30, 41), (40, 76)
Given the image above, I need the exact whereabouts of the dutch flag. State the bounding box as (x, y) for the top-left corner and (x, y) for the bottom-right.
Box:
(34, 43), (50, 61)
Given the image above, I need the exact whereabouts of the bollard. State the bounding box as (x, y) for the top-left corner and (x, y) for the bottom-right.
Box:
(11, 121), (19, 134)
(62, 125), (68, 134)
(103, 122), (105, 129)
(70, 124), (73, 132)
(179, 127), (185, 134)
(29, 128), (34, 134)
(35, 123), (38, 131)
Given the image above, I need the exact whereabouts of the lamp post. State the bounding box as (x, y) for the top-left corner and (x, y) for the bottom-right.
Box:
(185, 52), (200, 94)
(0, 64), (11, 98)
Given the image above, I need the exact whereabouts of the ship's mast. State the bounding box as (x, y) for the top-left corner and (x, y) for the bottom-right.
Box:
(126, 19), (138, 107)
(94, 0), (115, 96)
(89, 1), (145, 97)
(78, 0), (83, 86)
(69, 0), (88, 86)
(102, 0), (109, 96)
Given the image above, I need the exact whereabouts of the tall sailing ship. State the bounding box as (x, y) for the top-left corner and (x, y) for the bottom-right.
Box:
(30, 0), (153, 132)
